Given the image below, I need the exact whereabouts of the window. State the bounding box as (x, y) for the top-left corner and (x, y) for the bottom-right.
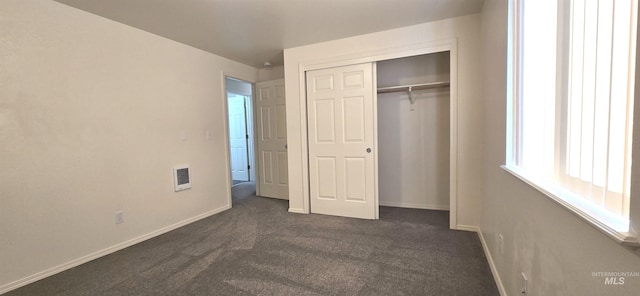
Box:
(506, 0), (638, 241)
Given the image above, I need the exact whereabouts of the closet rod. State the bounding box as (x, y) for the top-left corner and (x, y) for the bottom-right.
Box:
(376, 81), (450, 94)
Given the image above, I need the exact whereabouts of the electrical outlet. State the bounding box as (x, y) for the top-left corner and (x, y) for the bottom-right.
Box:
(498, 233), (504, 255)
(520, 272), (528, 295)
(115, 211), (124, 224)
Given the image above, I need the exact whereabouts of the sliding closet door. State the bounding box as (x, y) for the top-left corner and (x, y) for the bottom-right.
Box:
(306, 63), (376, 219)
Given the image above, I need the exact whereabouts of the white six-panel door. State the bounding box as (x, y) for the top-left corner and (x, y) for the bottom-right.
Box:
(255, 79), (289, 199)
(306, 63), (376, 219)
(227, 93), (249, 181)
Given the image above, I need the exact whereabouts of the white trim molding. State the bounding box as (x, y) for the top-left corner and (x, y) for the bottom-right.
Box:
(379, 201), (449, 211)
(502, 165), (640, 246)
(288, 207), (306, 214)
(459, 225), (508, 296)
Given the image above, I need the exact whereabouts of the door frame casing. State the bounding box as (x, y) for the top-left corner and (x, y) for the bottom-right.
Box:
(222, 74), (257, 204)
(295, 38), (459, 228)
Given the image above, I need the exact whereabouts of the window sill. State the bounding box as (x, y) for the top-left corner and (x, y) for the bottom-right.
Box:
(501, 165), (640, 246)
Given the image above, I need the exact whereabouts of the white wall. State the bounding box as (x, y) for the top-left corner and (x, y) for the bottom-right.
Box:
(283, 14), (483, 227)
(480, 0), (640, 295)
(0, 0), (257, 292)
(377, 53), (450, 88)
(257, 65), (285, 82)
(377, 54), (450, 210)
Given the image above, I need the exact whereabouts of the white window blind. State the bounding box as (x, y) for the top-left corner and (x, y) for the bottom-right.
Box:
(510, 0), (637, 231)
(562, 0), (636, 219)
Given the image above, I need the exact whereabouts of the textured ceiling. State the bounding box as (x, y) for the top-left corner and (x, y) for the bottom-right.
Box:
(55, 0), (485, 68)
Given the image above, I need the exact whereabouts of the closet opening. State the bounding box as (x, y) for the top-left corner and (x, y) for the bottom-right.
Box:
(376, 52), (451, 218)
(303, 41), (458, 227)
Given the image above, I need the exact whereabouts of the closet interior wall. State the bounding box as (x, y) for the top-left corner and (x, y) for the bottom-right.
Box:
(377, 52), (451, 210)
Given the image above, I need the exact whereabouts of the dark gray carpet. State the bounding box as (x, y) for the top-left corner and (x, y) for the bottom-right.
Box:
(6, 186), (498, 296)
(231, 181), (256, 199)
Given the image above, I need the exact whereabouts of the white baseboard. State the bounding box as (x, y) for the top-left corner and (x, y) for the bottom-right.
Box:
(379, 201), (449, 211)
(455, 224), (479, 232)
(0, 204), (231, 295)
(288, 203), (448, 214)
(263, 196), (289, 201)
(288, 207), (306, 214)
(457, 225), (507, 296)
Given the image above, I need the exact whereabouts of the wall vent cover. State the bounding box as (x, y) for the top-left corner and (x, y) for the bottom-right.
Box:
(173, 166), (191, 192)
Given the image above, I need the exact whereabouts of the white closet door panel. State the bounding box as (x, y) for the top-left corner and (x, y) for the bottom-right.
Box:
(256, 79), (288, 199)
(314, 99), (336, 143)
(316, 157), (338, 199)
(306, 63), (376, 219)
(344, 157), (367, 202)
(343, 96), (366, 142)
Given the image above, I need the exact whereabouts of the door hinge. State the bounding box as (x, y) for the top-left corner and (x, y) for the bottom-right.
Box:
(247, 165), (251, 170)
(246, 134), (249, 139)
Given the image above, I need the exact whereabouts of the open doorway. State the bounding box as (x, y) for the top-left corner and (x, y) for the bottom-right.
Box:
(225, 77), (255, 186)
(376, 52), (451, 212)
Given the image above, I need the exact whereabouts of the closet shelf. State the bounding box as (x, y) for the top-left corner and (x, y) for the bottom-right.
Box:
(376, 81), (450, 94)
